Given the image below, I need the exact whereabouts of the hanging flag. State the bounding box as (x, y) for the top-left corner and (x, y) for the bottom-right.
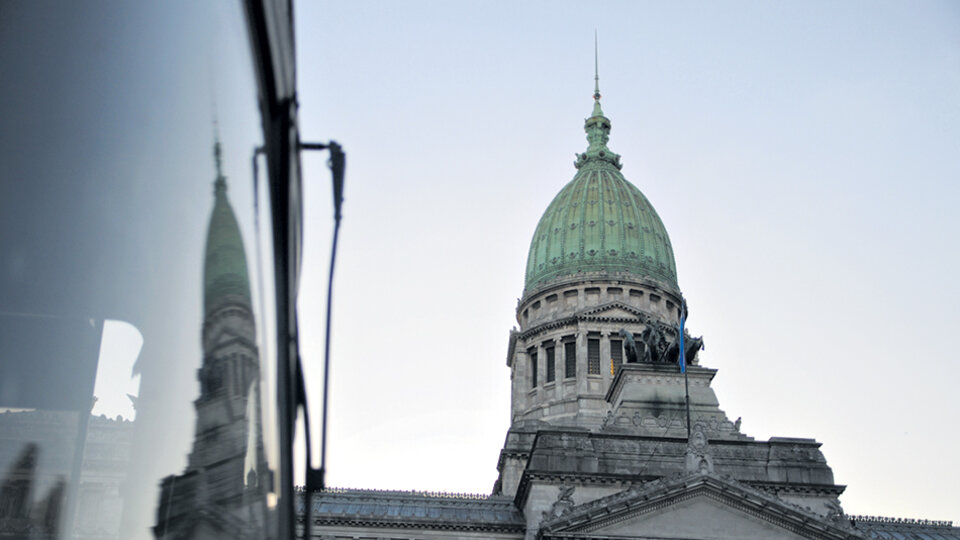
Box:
(678, 310), (686, 374)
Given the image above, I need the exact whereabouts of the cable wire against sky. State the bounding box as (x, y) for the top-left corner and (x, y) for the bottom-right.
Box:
(295, 139), (346, 540)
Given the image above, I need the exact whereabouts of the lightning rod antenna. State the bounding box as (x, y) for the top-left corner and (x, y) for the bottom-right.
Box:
(594, 30), (601, 102)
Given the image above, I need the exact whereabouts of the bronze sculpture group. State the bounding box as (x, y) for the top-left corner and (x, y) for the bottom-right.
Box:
(619, 320), (703, 368)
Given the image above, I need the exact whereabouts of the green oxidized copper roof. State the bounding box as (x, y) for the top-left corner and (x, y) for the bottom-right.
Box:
(523, 78), (678, 297)
(203, 139), (251, 314)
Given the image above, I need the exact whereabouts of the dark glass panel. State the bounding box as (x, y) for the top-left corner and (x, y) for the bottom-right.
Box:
(564, 341), (576, 379)
(545, 347), (555, 383)
(529, 350), (538, 388)
(611, 339), (623, 370)
(588, 339), (601, 375)
(0, 3), (279, 539)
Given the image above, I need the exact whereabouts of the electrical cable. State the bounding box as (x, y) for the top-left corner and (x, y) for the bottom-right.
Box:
(320, 141), (344, 490)
(295, 140), (345, 540)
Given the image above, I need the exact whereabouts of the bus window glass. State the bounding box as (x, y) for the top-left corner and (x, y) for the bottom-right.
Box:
(0, 2), (280, 539)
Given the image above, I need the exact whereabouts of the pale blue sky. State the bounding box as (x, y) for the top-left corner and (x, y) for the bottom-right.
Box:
(294, 1), (960, 522)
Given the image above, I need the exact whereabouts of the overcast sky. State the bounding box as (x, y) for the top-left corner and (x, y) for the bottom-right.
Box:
(292, 1), (960, 522)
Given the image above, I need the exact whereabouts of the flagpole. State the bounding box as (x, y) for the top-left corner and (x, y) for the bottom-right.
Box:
(680, 300), (691, 441)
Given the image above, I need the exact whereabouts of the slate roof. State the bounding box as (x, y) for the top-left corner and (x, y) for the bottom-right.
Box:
(300, 488), (525, 533)
(849, 516), (960, 540)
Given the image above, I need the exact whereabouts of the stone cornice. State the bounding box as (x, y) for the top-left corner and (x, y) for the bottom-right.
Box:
(521, 427), (827, 454)
(307, 487), (493, 499)
(515, 471), (653, 508)
(303, 516), (525, 534)
(520, 274), (681, 309)
(513, 428), (837, 508)
(497, 449), (530, 470)
(538, 473), (863, 540)
(205, 332), (257, 355)
(745, 480), (846, 497)
(302, 490), (525, 533)
(604, 363), (717, 403)
(518, 300), (685, 343)
(518, 316), (578, 341)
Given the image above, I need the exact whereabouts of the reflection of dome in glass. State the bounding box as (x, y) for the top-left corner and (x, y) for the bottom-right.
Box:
(524, 91), (678, 297)
(203, 142), (251, 315)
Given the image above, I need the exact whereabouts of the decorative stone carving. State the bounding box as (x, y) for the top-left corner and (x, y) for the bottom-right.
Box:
(543, 486), (576, 520)
(686, 423), (714, 474)
(824, 498), (853, 528)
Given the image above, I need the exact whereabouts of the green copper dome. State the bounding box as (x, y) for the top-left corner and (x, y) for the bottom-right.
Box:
(203, 141), (251, 315)
(523, 90), (678, 296)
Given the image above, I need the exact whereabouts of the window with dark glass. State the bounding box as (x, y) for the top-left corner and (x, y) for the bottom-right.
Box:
(564, 340), (576, 378)
(611, 339), (623, 370)
(545, 346), (556, 383)
(529, 348), (538, 388)
(0, 6), (280, 538)
(588, 338), (601, 375)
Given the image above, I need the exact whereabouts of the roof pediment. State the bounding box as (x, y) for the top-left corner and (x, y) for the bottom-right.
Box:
(519, 302), (660, 340)
(539, 473), (861, 540)
(577, 301), (646, 321)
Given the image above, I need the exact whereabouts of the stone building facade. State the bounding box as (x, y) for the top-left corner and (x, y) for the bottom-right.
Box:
(303, 82), (958, 539)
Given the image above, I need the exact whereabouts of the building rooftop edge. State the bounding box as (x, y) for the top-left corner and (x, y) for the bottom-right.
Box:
(298, 486), (501, 501)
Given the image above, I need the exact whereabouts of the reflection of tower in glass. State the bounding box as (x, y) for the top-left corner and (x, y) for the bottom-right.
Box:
(0, 443), (66, 538)
(154, 138), (270, 539)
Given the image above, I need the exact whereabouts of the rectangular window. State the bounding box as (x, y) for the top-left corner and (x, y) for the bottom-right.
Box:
(529, 349), (538, 388)
(564, 341), (576, 378)
(611, 339), (623, 368)
(588, 338), (601, 375)
(545, 346), (556, 383)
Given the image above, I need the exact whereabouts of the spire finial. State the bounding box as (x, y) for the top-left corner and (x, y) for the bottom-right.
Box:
(590, 31), (604, 118)
(593, 29), (601, 102)
(575, 31), (621, 170)
(213, 116), (226, 195)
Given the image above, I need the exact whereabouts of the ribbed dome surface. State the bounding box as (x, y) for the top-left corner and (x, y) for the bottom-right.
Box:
(524, 166), (677, 295)
(203, 175), (251, 315)
(523, 95), (678, 297)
